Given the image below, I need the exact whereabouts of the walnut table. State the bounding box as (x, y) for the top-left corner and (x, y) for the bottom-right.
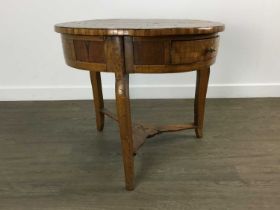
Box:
(55, 19), (225, 190)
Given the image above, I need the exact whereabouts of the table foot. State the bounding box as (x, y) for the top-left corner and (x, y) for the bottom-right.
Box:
(195, 128), (203, 138)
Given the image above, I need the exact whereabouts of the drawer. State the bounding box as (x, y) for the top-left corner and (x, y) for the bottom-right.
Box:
(171, 37), (219, 65)
(73, 39), (105, 63)
(60, 34), (108, 72)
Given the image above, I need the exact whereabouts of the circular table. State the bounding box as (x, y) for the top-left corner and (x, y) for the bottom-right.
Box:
(55, 19), (225, 190)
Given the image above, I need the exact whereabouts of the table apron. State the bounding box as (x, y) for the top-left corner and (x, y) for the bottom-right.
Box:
(60, 34), (219, 73)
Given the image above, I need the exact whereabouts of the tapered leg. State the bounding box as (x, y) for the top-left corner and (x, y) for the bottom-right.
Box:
(90, 71), (104, 131)
(194, 67), (210, 138)
(115, 72), (134, 190)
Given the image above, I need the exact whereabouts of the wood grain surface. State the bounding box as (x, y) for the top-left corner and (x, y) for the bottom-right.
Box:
(60, 33), (220, 73)
(55, 19), (225, 36)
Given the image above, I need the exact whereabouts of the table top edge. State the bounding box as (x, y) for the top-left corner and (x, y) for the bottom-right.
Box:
(54, 19), (225, 36)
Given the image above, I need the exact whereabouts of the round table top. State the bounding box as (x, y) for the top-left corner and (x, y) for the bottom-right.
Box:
(55, 19), (225, 37)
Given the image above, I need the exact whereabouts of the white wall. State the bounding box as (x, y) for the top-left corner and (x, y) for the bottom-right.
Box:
(0, 0), (279, 100)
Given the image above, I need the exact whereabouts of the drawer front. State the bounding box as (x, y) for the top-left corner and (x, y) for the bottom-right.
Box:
(73, 39), (105, 63)
(171, 37), (219, 65)
(60, 34), (108, 72)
